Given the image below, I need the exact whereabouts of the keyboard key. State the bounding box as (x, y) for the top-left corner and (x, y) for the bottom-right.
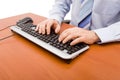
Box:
(10, 17), (89, 59)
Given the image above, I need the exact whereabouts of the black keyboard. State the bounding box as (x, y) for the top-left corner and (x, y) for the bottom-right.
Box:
(10, 17), (89, 59)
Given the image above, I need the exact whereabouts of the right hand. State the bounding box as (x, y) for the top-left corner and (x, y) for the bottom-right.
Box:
(35, 19), (61, 35)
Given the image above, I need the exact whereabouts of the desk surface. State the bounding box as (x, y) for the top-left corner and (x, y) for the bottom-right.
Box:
(0, 13), (120, 80)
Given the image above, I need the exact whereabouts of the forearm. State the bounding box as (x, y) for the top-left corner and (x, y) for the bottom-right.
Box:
(49, 0), (72, 24)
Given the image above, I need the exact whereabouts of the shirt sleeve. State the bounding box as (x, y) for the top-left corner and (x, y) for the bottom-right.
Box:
(93, 21), (120, 44)
(49, 0), (72, 24)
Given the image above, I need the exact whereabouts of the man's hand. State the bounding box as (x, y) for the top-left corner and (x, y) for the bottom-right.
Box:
(59, 27), (99, 45)
(35, 19), (61, 34)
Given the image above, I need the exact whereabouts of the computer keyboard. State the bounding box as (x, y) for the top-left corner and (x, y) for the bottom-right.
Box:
(10, 17), (89, 59)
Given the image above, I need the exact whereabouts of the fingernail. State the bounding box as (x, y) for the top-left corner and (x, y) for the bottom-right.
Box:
(35, 29), (36, 31)
(63, 41), (66, 44)
(70, 43), (73, 46)
(39, 31), (41, 34)
(70, 42), (74, 46)
(55, 29), (58, 33)
(47, 32), (50, 35)
(63, 41), (65, 44)
(58, 38), (61, 42)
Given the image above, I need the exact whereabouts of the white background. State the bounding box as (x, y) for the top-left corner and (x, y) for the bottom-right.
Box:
(0, 0), (70, 19)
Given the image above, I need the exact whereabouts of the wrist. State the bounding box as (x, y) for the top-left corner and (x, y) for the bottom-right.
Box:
(91, 31), (100, 43)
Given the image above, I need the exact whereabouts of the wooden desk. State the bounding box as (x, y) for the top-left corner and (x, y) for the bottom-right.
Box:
(0, 13), (120, 80)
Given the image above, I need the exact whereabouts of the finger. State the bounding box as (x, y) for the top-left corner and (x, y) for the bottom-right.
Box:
(35, 24), (42, 34)
(62, 35), (73, 44)
(46, 21), (53, 34)
(38, 25), (42, 34)
(41, 24), (46, 34)
(55, 24), (60, 33)
(70, 37), (84, 45)
(35, 24), (40, 31)
(59, 30), (69, 42)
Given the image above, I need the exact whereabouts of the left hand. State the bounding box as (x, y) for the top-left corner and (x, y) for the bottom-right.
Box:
(58, 27), (99, 45)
